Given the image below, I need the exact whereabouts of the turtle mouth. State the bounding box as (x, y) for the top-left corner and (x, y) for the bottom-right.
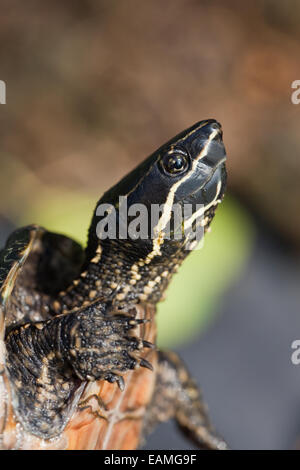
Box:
(210, 160), (227, 202)
(189, 158), (227, 208)
(181, 162), (226, 239)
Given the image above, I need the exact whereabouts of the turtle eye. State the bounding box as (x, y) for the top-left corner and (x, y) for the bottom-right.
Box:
(162, 153), (189, 175)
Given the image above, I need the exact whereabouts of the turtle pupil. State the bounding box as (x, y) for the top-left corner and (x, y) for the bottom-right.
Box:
(164, 154), (188, 174)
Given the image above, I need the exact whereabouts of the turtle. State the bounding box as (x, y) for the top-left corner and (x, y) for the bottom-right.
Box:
(0, 119), (228, 450)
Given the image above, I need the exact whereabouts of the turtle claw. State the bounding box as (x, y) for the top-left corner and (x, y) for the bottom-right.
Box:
(116, 375), (125, 391)
(140, 358), (153, 371)
(104, 372), (125, 391)
(142, 340), (155, 349)
(128, 318), (149, 326)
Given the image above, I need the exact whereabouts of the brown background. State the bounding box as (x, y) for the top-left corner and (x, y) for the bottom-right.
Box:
(0, 0), (299, 246)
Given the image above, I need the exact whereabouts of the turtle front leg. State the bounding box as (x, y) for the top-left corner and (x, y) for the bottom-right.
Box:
(142, 350), (228, 450)
(4, 301), (146, 438)
(55, 302), (147, 387)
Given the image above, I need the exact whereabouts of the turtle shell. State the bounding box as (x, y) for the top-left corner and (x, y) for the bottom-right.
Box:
(0, 226), (157, 449)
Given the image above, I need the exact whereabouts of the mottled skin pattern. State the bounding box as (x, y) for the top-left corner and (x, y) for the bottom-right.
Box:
(142, 351), (225, 449)
(1, 119), (228, 449)
(6, 301), (150, 438)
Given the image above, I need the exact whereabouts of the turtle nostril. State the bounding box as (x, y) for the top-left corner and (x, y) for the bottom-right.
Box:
(203, 120), (222, 138)
(205, 121), (223, 141)
(203, 119), (221, 132)
(210, 122), (221, 131)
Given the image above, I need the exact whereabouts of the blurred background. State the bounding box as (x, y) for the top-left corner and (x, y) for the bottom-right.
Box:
(0, 0), (300, 449)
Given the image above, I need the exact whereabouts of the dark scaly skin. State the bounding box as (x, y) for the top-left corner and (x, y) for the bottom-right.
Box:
(141, 351), (228, 450)
(5, 302), (146, 438)
(3, 119), (228, 446)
